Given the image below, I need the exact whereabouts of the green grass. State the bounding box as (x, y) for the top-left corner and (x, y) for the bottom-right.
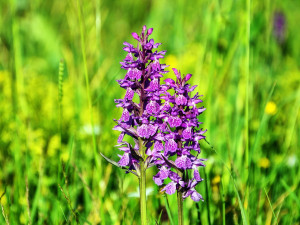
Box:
(0, 0), (299, 224)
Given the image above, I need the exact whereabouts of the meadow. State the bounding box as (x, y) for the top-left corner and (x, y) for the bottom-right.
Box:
(0, 0), (299, 224)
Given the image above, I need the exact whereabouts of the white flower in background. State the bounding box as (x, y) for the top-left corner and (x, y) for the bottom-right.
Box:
(82, 124), (101, 135)
(287, 154), (297, 168)
(128, 187), (154, 199)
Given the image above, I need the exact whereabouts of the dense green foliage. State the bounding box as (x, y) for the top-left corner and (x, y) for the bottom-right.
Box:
(0, 0), (299, 224)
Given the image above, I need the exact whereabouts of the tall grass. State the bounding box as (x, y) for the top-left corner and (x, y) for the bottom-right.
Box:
(0, 0), (299, 224)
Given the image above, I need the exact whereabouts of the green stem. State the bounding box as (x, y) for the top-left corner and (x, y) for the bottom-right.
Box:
(177, 191), (183, 225)
(177, 115), (184, 225)
(139, 138), (147, 225)
(139, 161), (147, 225)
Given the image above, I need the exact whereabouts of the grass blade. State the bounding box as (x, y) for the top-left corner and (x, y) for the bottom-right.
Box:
(156, 209), (163, 225)
(204, 169), (211, 225)
(220, 178), (226, 225)
(264, 188), (279, 225)
(232, 182), (249, 225)
(205, 140), (249, 225)
(164, 195), (175, 225)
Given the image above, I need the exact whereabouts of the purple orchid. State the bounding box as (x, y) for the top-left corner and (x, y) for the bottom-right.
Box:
(273, 11), (286, 44)
(152, 68), (207, 202)
(111, 25), (206, 206)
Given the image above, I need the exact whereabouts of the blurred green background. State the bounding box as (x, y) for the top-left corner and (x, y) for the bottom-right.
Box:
(0, 0), (299, 224)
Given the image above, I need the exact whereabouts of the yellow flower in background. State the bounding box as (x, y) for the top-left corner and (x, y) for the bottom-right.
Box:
(259, 157), (270, 168)
(212, 175), (221, 199)
(212, 175), (221, 185)
(165, 55), (178, 70)
(265, 101), (277, 115)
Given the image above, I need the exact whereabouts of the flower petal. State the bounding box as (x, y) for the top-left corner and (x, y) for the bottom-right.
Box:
(119, 153), (130, 166)
(191, 190), (203, 202)
(163, 182), (176, 195)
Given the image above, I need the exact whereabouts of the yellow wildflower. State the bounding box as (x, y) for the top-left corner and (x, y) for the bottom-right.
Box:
(265, 101), (277, 115)
(259, 157), (270, 168)
(212, 175), (221, 185)
(165, 55), (178, 70)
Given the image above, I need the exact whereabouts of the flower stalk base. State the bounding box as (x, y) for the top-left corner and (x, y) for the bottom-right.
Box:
(177, 191), (183, 225)
(139, 161), (147, 225)
(139, 137), (147, 225)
